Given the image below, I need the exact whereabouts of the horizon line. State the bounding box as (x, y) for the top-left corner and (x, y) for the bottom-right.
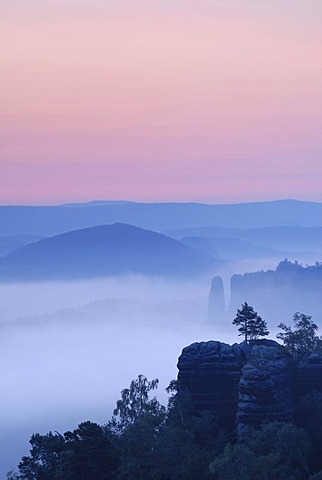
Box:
(0, 198), (321, 208)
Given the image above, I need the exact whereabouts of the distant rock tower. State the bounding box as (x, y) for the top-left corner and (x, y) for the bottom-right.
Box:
(207, 275), (225, 322)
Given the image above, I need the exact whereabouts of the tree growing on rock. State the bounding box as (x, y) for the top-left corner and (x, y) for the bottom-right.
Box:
(233, 302), (269, 343)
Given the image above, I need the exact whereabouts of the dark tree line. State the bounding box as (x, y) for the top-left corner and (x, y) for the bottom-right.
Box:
(9, 376), (322, 480)
(10, 422), (118, 480)
(9, 376), (225, 480)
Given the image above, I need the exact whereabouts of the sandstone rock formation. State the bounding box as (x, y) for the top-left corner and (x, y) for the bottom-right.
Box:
(237, 342), (297, 436)
(298, 352), (322, 396)
(177, 341), (245, 428)
(177, 339), (320, 434)
(207, 276), (225, 323)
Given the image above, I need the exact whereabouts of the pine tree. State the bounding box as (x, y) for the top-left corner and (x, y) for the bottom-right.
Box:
(232, 302), (269, 343)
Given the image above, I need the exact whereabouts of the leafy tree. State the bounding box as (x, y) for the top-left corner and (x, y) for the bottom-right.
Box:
(6, 471), (22, 480)
(18, 431), (66, 480)
(17, 422), (118, 480)
(165, 380), (194, 429)
(166, 380), (225, 450)
(210, 422), (311, 480)
(232, 302), (269, 343)
(110, 375), (165, 432)
(61, 421), (119, 480)
(248, 422), (311, 477)
(277, 312), (322, 357)
(210, 443), (275, 480)
(296, 391), (322, 471)
(108, 375), (166, 480)
(151, 426), (201, 480)
(150, 380), (224, 480)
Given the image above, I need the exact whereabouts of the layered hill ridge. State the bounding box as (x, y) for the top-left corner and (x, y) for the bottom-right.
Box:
(2, 200), (322, 237)
(0, 223), (217, 281)
(0, 234), (44, 257)
(169, 225), (322, 263)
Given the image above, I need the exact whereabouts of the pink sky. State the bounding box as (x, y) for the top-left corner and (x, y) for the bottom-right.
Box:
(1, 0), (322, 204)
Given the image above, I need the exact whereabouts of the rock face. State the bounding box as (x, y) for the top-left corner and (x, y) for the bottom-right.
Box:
(298, 352), (322, 396)
(177, 340), (300, 434)
(177, 341), (245, 428)
(207, 276), (225, 323)
(237, 342), (297, 437)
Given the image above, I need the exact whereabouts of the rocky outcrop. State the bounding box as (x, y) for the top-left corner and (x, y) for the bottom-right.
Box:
(177, 341), (245, 428)
(298, 352), (322, 396)
(177, 339), (303, 434)
(207, 276), (225, 323)
(237, 342), (297, 437)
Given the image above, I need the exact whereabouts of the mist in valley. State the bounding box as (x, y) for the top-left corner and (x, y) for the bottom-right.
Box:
(0, 273), (235, 476)
(1, 252), (322, 476)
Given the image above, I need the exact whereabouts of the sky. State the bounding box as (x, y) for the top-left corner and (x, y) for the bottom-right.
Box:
(1, 0), (322, 204)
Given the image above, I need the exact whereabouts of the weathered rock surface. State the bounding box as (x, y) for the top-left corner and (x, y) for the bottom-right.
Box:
(298, 352), (322, 395)
(177, 339), (307, 434)
(177, 341), (245, 428)
(237, 342), (297, 436)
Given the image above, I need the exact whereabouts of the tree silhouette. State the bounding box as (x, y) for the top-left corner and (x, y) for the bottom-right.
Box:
(277, 312), (322, 357)
(17, 422), (118, 480)
(232, 302), (269, 343)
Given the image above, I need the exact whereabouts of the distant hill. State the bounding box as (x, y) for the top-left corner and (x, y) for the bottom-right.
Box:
(0, 223), (218, 281)
(181, 236), (283, 261)
(168, 225), (322, 263)
(0, 234), (44, 257)
(2, 200), (322, 237)
(61, 200), (134, 208)
(167, 225), (322, 251)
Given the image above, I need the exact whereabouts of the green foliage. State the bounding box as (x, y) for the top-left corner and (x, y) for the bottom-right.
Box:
(111, 375), (165, 432)
(165, 379), (194, 429)
(61, 422), (119, 480)
(210, 422), (311, 480)
(277, 313), (322, 357)
(17, 422), (118, 480)
(108, 375), (166, 480)
(18, 432), (66, 480)
(153, 380), (226, 480)
(150, 426), (201, 480)
(296, 391), (322, 471)
(249, 422), (311, 475)
(232, 302), (269, 343)
(6, 471), (22, 480)
(12, 374), (322, 480)
(210, 443), (277, 480)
